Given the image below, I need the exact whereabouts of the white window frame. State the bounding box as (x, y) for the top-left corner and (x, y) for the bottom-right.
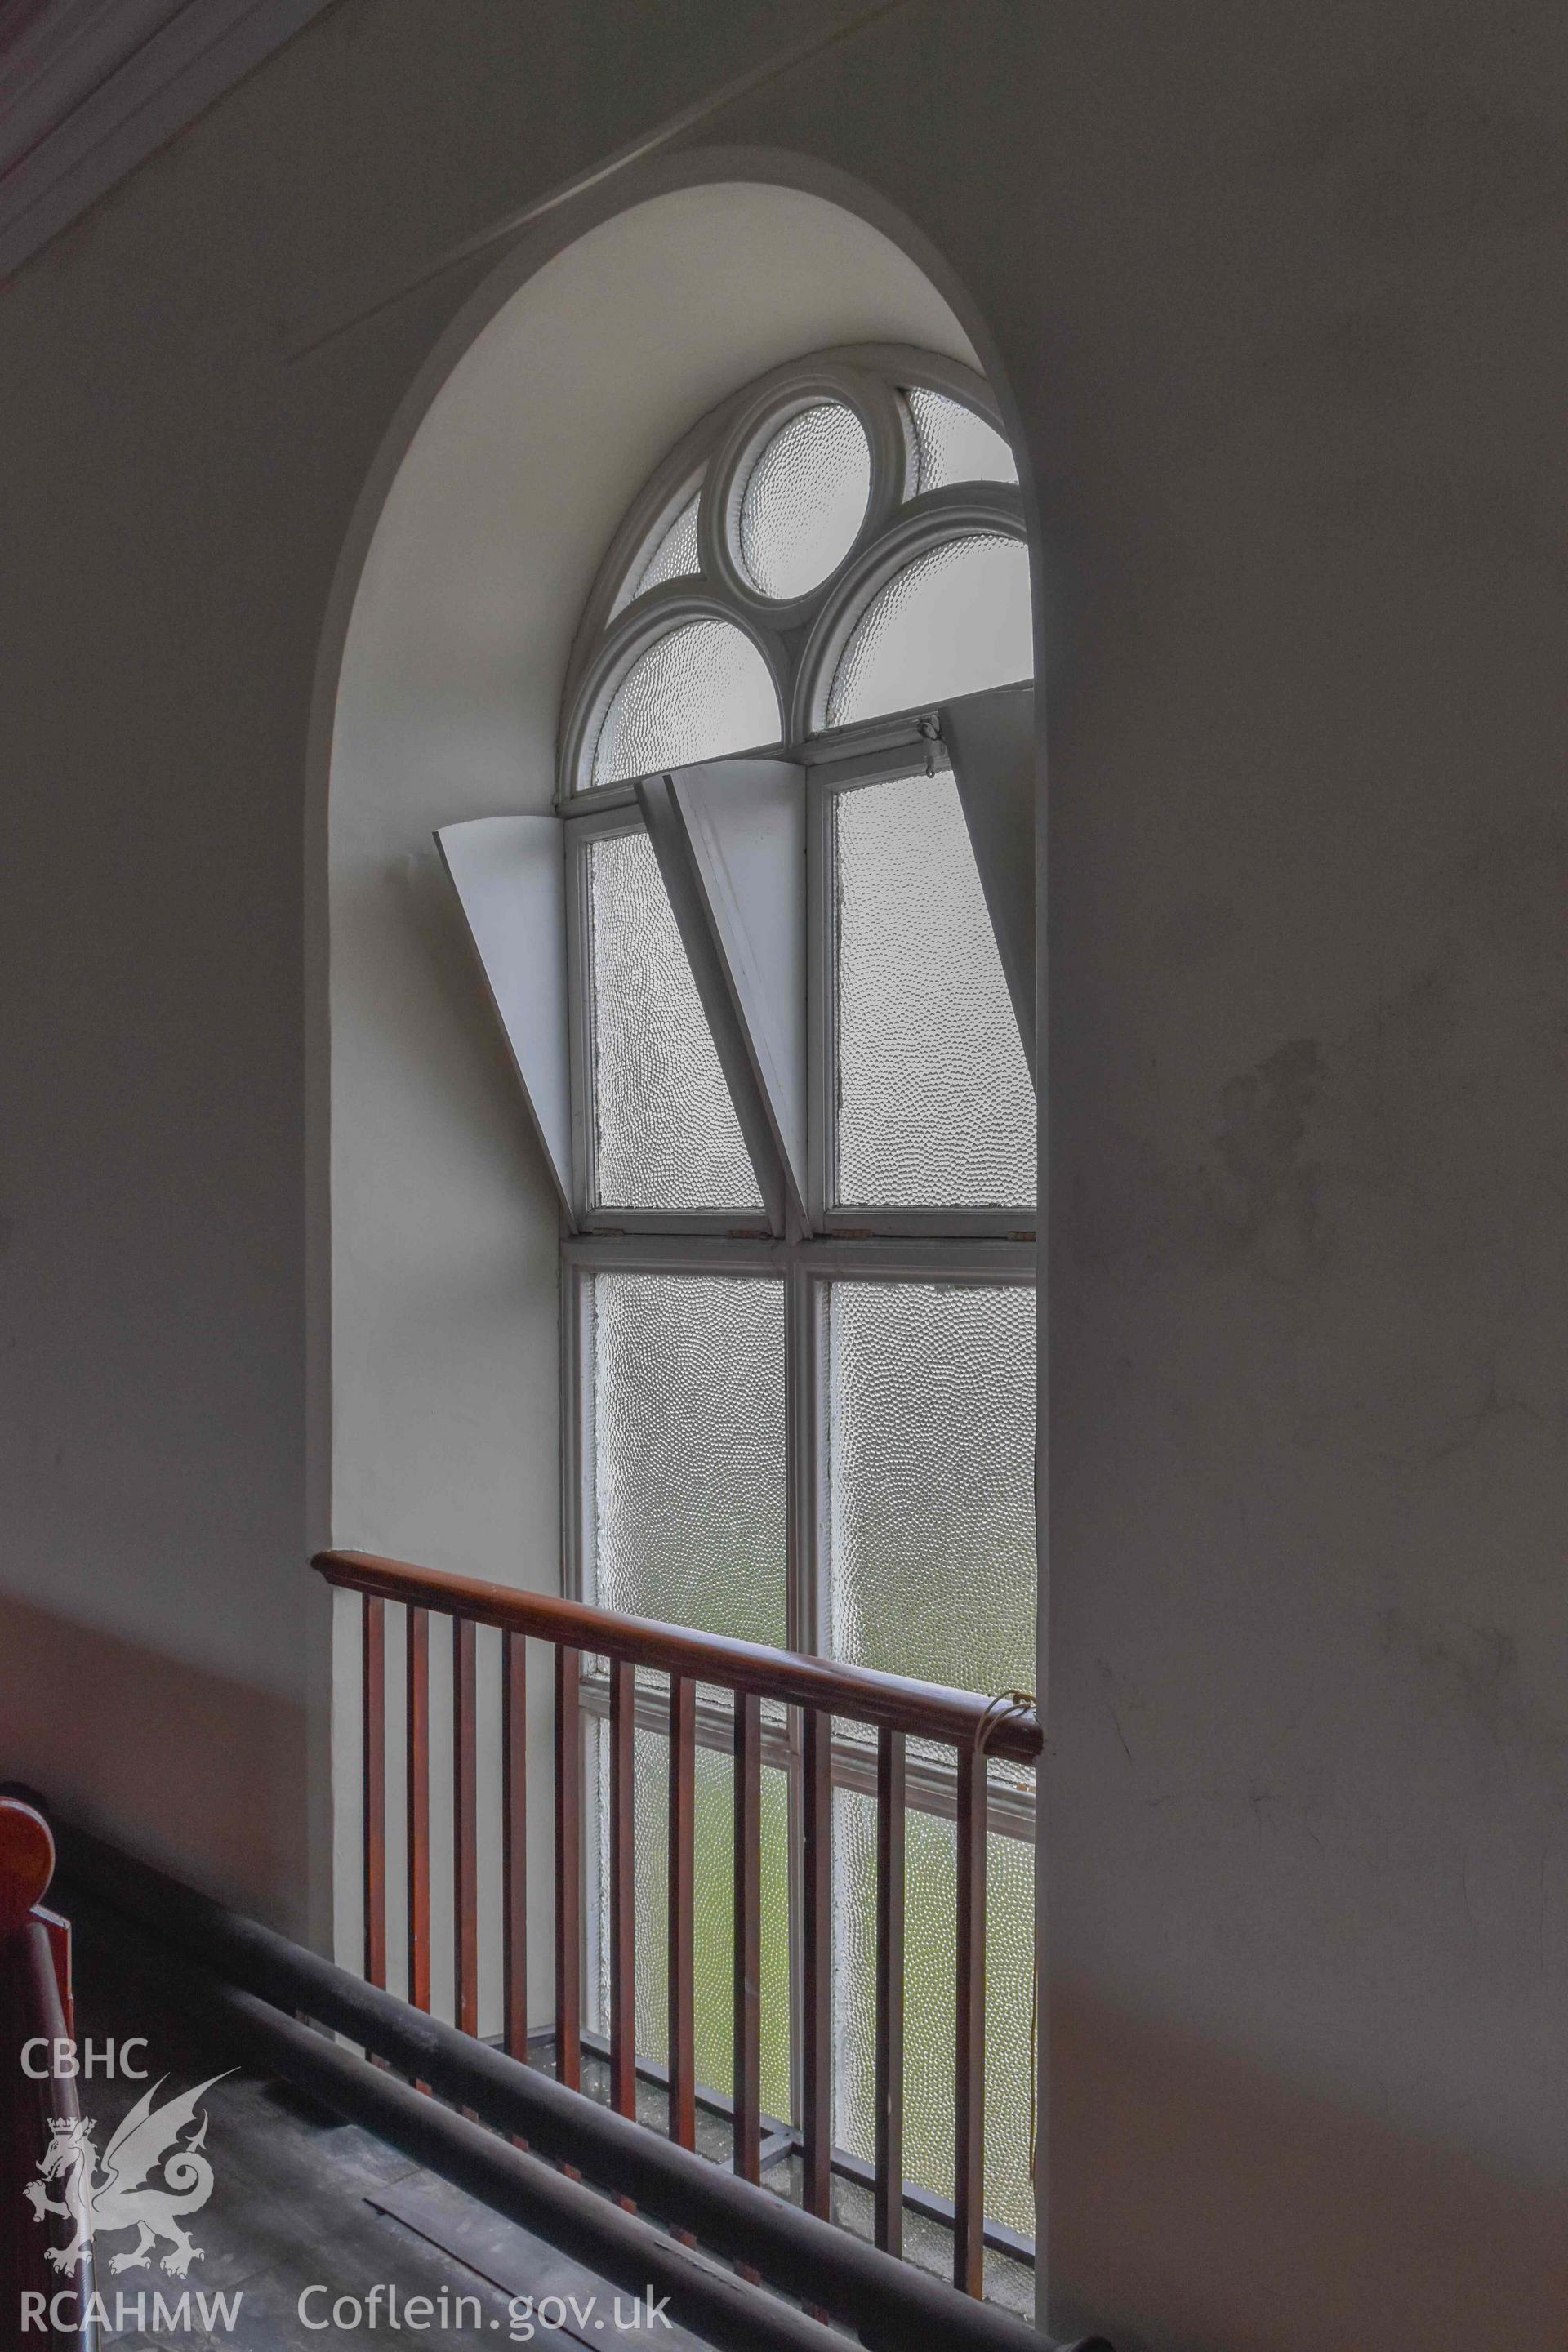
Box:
(439, 345), (1042, 2247)
(441, 344), (1040, 1799)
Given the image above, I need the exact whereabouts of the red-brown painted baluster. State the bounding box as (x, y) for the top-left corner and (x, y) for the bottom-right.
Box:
(953, 1745), (988, 2295)
(608, 1657), (637, 2118)
(874, 1726), (906, 2255)
(553, 1646), (582, 2091)
(362, 1596), (386, 1989)
(406, 1606), (430, 2014)
(800, 1704), (833, 2219)
(452, 1617), (479, 2037)
(502, 1629), (528, 2060)
(733, 1690), (763, 2183)
(667, 1674), (697, 2149)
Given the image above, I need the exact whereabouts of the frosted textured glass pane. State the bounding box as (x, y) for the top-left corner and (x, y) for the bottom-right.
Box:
(834, 771), (1034, 1209)
(594, 1728), (791, 2122)
(834, 1790), (1036, 2235)
(590, 1720), (675, 2063)
(828, 1281), (1035, 1702)
(588, 828), (760, 1211)
(904, 388), (1018, 493)
(739, 402), (870, 599)
(631, 491), (702, 599)
(593, 619), (779, 787)
(591, 1272), (786, 1648)
(825, 534), (1031, 727)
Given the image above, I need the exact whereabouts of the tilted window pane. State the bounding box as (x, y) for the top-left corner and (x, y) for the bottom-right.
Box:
(835, 1790), (1036, 2237)
(592, 618), (779, 787)
(834, 770), (1034, 1209)
(590, 1272), (786, 1648)
(593, 1722), (791, 2123)
(903, 388), (1018, 494)
(628, 489), (702, 602)
(587, 827), (760, 1211)
(739, 402), (870, 600)
(827, 1280), (1036, 1702)
(825, 533), (1031, 728)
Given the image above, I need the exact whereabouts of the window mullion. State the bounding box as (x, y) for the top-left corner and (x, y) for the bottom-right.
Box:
(561, 1259), (594, 1607)
(805, 767), (834, 1234)
(563, 818), (596, 1230)
(786, 1258), (827, 1661)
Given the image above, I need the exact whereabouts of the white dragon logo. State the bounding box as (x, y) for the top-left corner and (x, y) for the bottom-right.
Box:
(24, 2073), (230, 2277)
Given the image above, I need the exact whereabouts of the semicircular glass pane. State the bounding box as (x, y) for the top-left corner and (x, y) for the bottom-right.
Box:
(903, 388), (1018, 493)
(592, 618), (779, 786)
(739, 402), (870, 600)
(825, 532), (1031, 728)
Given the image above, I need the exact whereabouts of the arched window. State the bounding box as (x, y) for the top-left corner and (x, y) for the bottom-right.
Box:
(441, 345), (1037, 2243)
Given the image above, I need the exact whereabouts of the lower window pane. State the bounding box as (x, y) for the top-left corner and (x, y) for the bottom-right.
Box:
(590, 1272), (787, 1649)
(592, 1720), (791, 2126)
(827, 1281), (1036, 1701)
(834, 1788), (1036, 2238)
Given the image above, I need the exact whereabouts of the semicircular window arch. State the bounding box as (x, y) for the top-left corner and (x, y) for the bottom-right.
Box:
(564, 350), (1031, 784)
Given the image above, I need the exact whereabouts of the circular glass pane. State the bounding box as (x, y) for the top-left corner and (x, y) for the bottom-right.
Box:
(825, 532), (1032, 728)
(591, 618), (780, 786)
(738, 402), (871, 601)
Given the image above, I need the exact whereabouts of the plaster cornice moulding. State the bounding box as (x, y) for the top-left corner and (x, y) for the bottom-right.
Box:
(0, 0), (333, 283)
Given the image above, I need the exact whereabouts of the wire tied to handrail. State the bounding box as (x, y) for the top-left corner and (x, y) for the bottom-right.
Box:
(972, 1688), (1036, 1759)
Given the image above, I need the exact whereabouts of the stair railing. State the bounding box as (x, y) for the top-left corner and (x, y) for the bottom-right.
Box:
(312, 1547), (1042, 2301)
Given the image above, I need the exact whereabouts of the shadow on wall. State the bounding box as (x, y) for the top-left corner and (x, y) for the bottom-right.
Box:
(1051, 1978), (1568, 2352)
(0, 1592), (307, 1936)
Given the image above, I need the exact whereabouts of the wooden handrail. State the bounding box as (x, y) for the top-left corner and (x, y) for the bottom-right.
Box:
(315, 1544), (1040, 2299)
(311, 1549), (1042, 1764)
(0, 1793), (56, 1936)
(2, 1797), (94, 2349)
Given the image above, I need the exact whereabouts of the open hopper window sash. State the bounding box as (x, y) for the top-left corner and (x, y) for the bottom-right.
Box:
(636, 755), (808, 1236)
(438, 684), (1035, 1244)
(940, 681), (1036, 1081)
(435, 814), (577, 1227)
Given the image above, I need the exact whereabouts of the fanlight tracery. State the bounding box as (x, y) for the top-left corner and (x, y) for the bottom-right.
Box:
(562, 346), (1027, 794)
